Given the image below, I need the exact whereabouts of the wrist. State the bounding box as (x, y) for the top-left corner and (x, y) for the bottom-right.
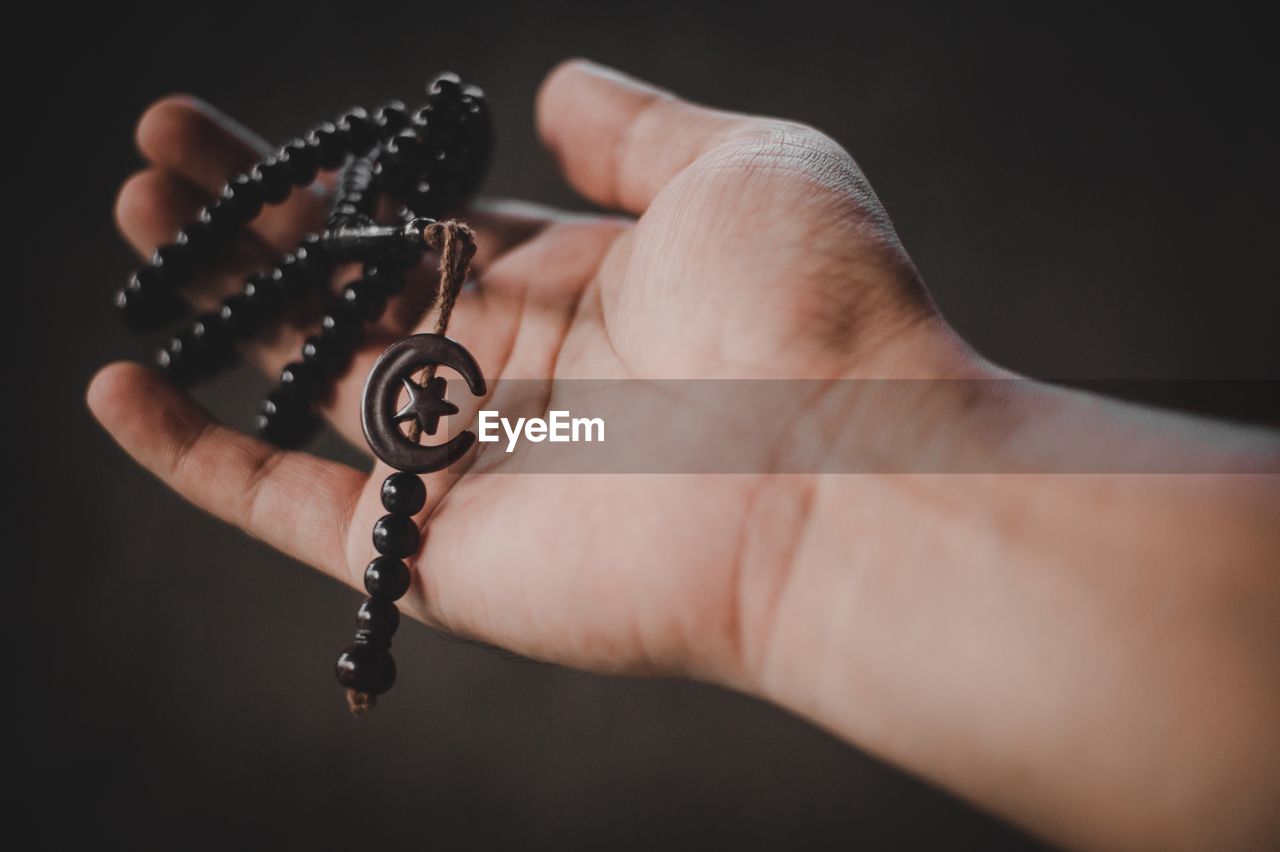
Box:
(721, 318), (1000, 694)
(729, 359), (1280, 849)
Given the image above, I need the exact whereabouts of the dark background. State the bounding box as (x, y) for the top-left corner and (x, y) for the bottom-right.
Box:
(15, 1), (1277, 849)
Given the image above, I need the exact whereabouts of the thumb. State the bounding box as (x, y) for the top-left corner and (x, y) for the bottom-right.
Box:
(536, 59), (757, 214)
(536, 59), (899, 247)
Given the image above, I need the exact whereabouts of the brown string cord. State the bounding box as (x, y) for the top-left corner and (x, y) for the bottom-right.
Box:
(346, 690), (375, 715)
(348, 219), (477, 715)
(406, 220), (477, 444)
(423, 220), (475, 342)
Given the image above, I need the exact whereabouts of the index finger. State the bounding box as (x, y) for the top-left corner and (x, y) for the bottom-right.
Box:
(136, 96), (330, 253)
(87, 362), (367, 586)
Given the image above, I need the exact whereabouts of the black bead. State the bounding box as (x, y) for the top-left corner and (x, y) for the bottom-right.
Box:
(156, 314), (231, 383)
(189, 311), (231, 354)
(276, 251), (317, 296)
(415, 112), (457, 150)
(253, 157), (292, 203)
(364, 556), (412, 601)
(155, 333), (191, 379)
(151, 242), (192, 284)
(417, 181), (458, 216)
(199, 200), (240, 238)
(374, 101), (410, 137)
(156, 329), (208, 383)
(338, 108), (378, 155)
(338, 280), (387, 321)
(218, 293), (262, 337)
(242, 273), (283, 314)
(281, 138), (319, 186)
(320, 311), (363, 345)
(458, 95), (486, 127)
(114, 269), (186, 331)
(303, 240), (329, 266)
(372, 514), (420, 558)
(255, 388), (318, 448)
(279, 360), (320, 399)
(381, 472), (426, 516)
(355, 597), (401, 642)
(402, 184), (437, 218)
(177, 220), (218, 263)
(297, 237), (331, 271)
(364, 261), (408, 296)
(264, 266), (289, 298)
(302, 332), (353, 376)
(428, 72), (463, 103)
(303, 327), (358, 376)
(383, 129), (426, 174)
(411, 105), (435, 131)
(261, 386), (303, 415)
(221, 173), (263, 220)
(335, 644), (396, 694)
(308, 122), (348, 170)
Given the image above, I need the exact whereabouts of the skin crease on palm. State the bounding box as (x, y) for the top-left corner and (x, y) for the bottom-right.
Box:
(88, 60), (1280, 850)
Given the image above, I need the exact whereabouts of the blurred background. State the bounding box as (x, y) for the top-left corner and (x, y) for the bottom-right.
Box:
(15, 1), (1276, 848)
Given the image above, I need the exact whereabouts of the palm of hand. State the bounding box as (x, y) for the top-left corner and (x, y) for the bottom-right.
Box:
(93, 60), (932, 685)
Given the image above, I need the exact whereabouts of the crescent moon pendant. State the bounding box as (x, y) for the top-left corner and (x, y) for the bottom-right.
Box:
(360, 333), (487, 474)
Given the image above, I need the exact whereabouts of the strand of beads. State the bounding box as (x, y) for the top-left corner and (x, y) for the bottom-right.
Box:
(147, 103), (413, 386)
(155, 235), (335, 384)
(335, 472), (426, 713)
(338, 243), (483, 713)
(329, 151), (381, 225)
(116, 74), (485, 336)
(251, 137), (393, 446)
(381, 77), (491, 217)
(255, 222), (419, 447)
(114, 109), (380, 332)
(253, 77), (490, 447)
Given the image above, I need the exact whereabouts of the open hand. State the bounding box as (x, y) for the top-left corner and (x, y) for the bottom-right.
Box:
(90, 59), (951, 684)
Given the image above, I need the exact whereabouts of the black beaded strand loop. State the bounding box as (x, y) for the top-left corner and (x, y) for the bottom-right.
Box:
(108, 73), (492, 717)
(114, 73), (493, 450)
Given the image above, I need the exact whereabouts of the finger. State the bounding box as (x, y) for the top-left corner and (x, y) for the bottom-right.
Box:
(87, 362), (366, 585)
(115, 168), (209, 258)
(463, 198), (564, 269)
(114, 167), (319, 365)
(115, 168), (281, 283)
(136, 96), (328, 252)
(536, 59), (759, 214)
(463, 197), (629, 279)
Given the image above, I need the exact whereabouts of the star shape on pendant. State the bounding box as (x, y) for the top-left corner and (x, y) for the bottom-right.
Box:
(394, 375), (458, 437)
